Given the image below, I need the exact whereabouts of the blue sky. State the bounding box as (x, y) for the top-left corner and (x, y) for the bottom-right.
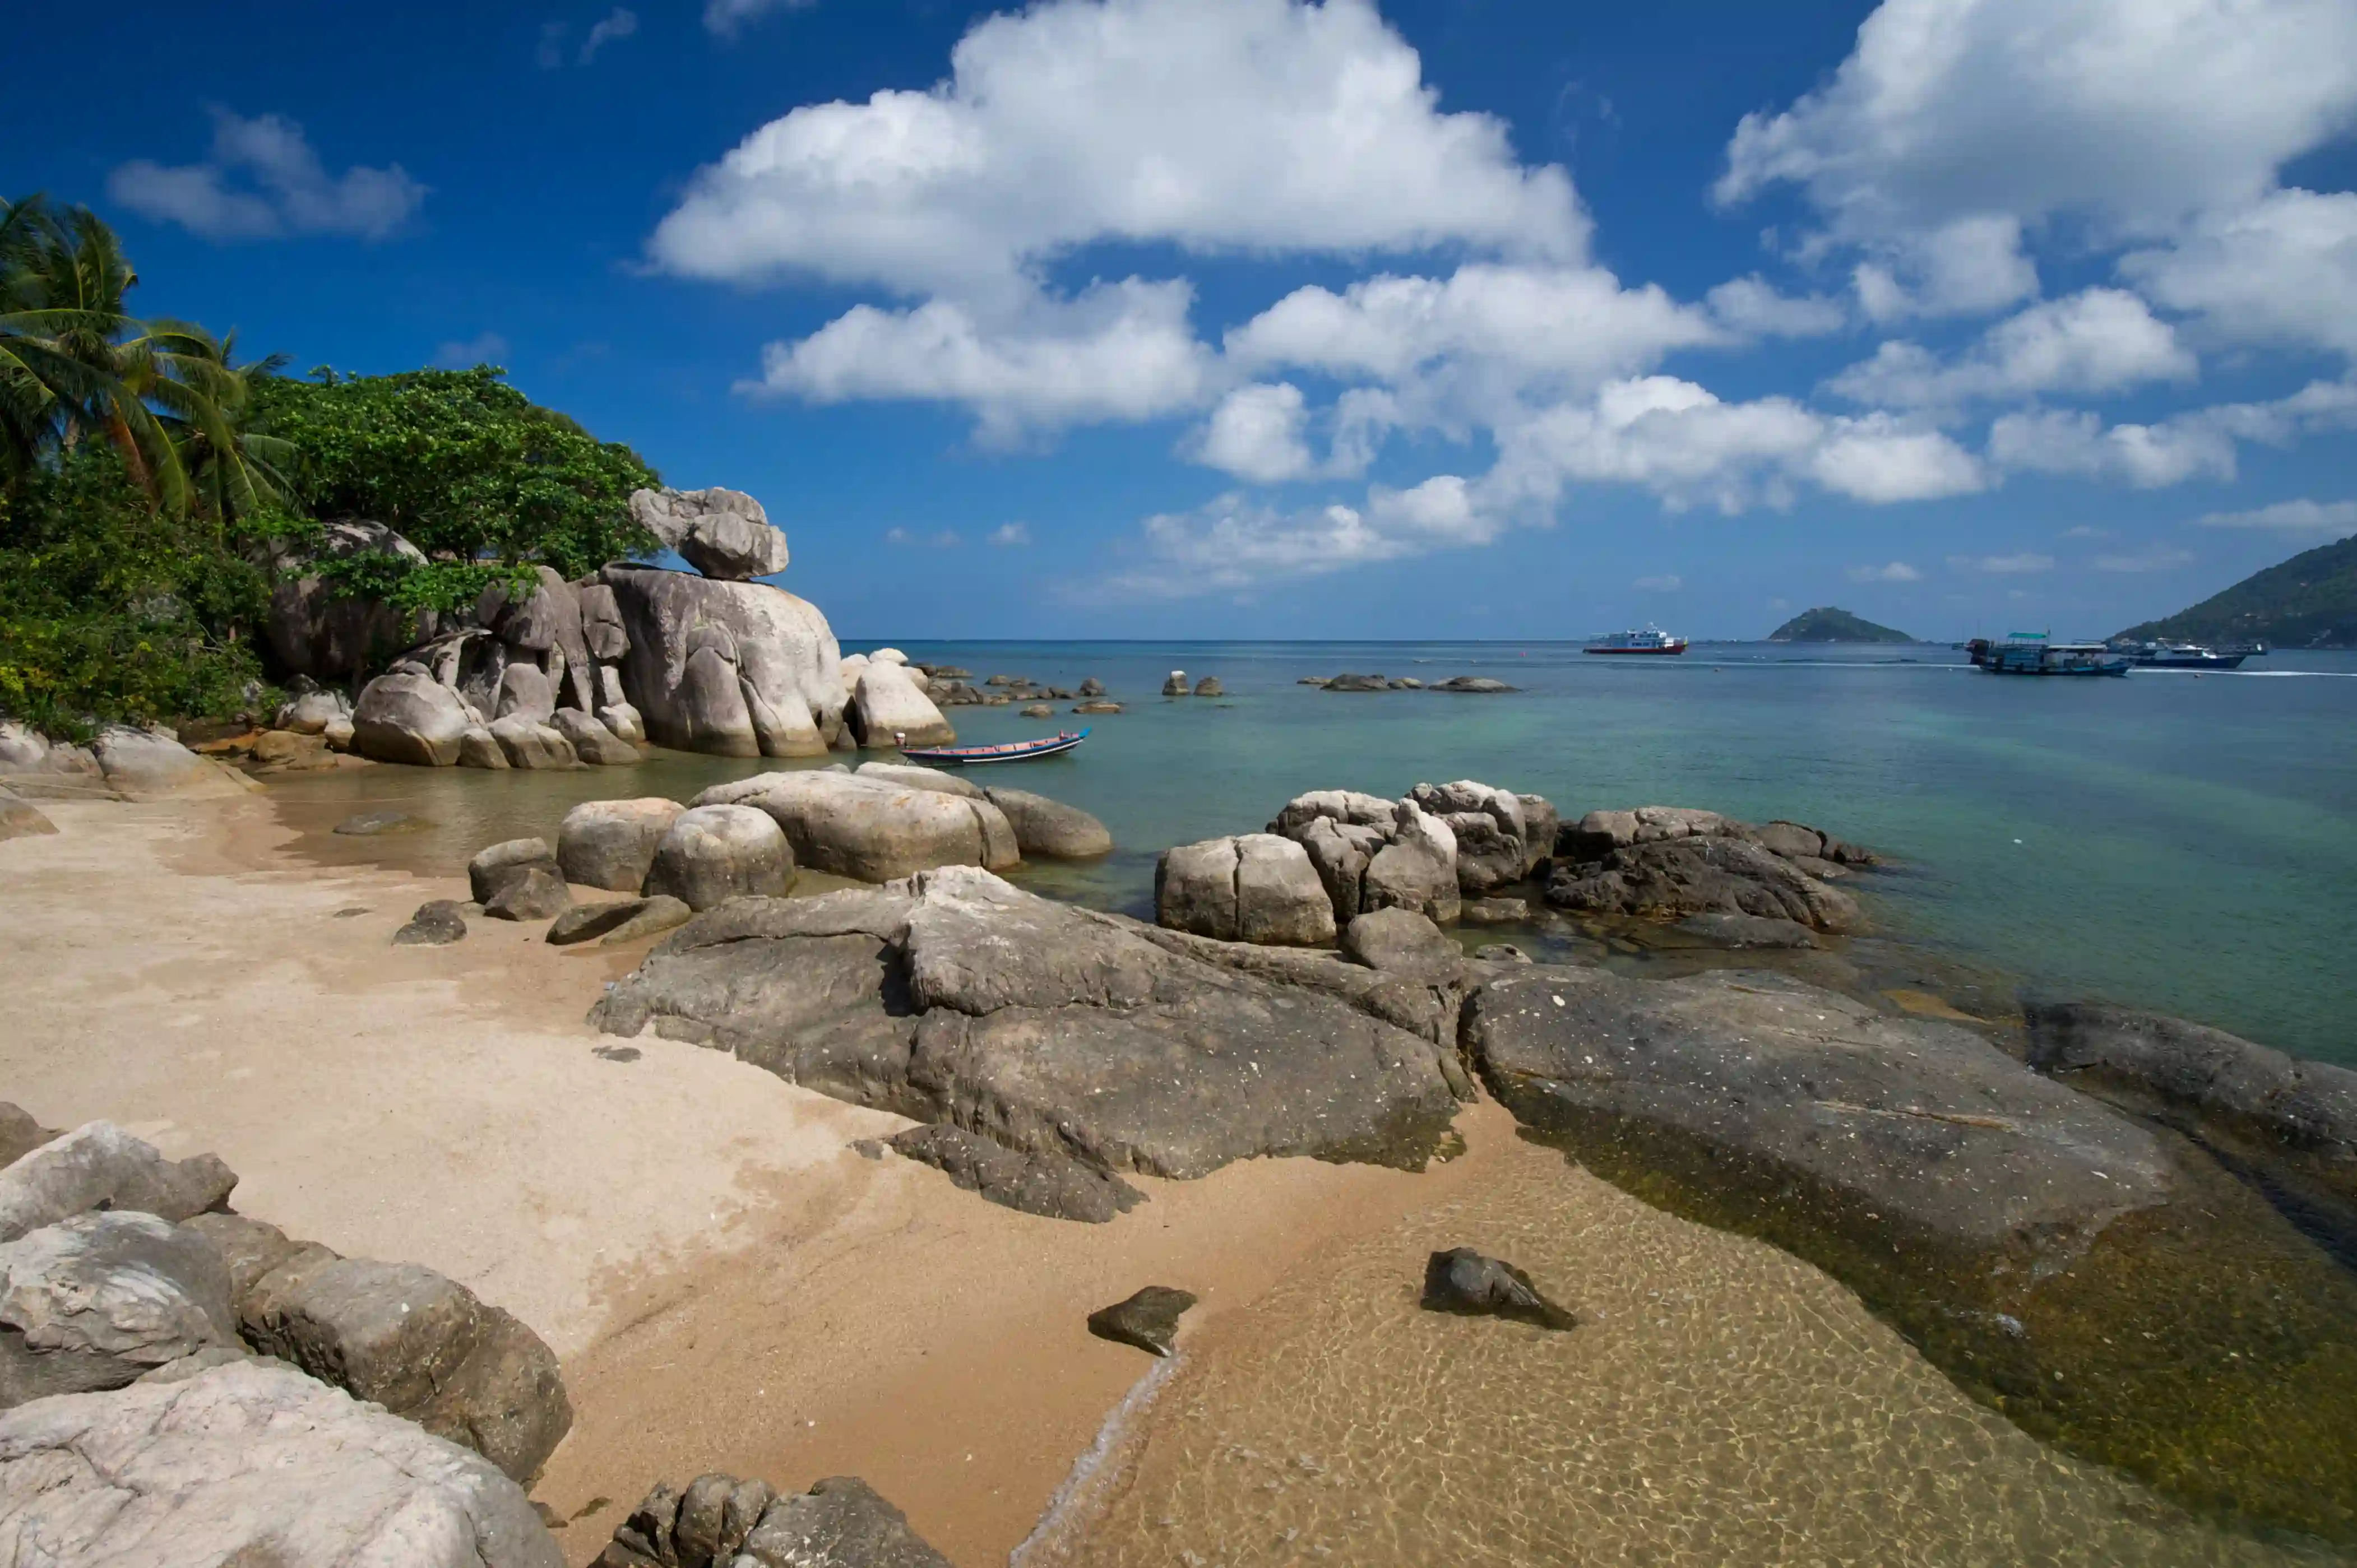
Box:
(10, 0), (2357, 641)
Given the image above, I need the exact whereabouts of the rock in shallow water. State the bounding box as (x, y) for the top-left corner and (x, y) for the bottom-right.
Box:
(1548, 835), (1859, 932)
(985, 785), (1112, 860)
(1088, 1286), (1197, 1357)
(1420, 1247), (1578, 1331)
(642, 804), (796, 911)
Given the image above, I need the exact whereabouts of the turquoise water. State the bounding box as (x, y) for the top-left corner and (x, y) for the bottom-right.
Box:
(885, 640), (2357, 1067)
(273, 639), (2357, 1066)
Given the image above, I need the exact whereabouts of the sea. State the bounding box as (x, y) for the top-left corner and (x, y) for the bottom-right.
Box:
(275, 638), (2357, 1066)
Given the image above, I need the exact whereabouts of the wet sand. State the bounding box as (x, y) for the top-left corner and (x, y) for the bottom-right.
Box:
(1, 791), (2333, 1567)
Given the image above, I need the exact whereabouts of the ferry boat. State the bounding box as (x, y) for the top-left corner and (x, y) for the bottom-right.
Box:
(1967, 633), (2129, 676)
(1584, 626), (1688, 656)
(2120, 640), (2247, 670)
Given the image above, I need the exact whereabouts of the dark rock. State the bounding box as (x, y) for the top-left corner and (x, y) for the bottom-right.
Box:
(983, 786), (1112, 860)
(593, 867), (1464, 1180)
(1472, 943), (1532, 963)
(1072, 701), (1123, 713)
(264, 520), (432, 682)
(743, 1477), (952, 1568)
(984, 674), (1025, 687)
(925, 666), (973, 680)
(1193, 676), (1224, 697)
(1675, 912), (1821, 949)
(1431, 676), (1516, 692)
(1323, 672), (1388, 691)
(396, 899), (469, 946)
(0, 1122), (237, 1243)
(1077, 678), (1106, 697)
(1339, 908), (1464, 984)
(1420, 1247), (1577, 1330)
(548, 897), (686, 947)
(334, 810), (418, 837)
(0, 1212), (238, 1406)
(180, 1212), (304, 1308)
(1088, 1286), (1197, 1357)
(485, 865), (572, 922)
(1547, 836), (1859, 932)
(889, 1124), (1145, 1223)
(241, 1252), (572, 1485)
(2025, 1003), (2357, 1207)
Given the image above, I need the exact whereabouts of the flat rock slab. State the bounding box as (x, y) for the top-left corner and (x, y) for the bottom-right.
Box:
(1088, 1286), (1197, 1357)
(593, 867), (1464, 1185)
(332, 811), (419, 836)
(888, 1124), (1144, 1223)
(1676, 911), (1821, 949)
(1420, 1247), (1577, 1330)
(548, 896), (693, 948)
(0, 1360), (562, 1568)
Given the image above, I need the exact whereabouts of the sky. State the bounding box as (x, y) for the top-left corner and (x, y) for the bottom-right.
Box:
(10, 0), (2357, 641)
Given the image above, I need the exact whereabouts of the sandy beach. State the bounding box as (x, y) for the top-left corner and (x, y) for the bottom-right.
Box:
(0, 790), (2326, 1567)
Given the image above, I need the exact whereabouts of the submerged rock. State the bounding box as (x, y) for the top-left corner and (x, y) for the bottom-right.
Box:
(1420, 1248), (1578, 1330)
(1468, 962), (2357, 1541)
(1088, 1286), (1197, 1357)
(594, 867), (1464, 1185)
(0, 1360), (564, 1568)
(889, 1124), (1145, 1223)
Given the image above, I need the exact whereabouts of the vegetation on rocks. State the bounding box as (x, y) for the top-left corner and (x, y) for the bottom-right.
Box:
(2116, 532), (2357, 648)
(1766, 605), (1914, 643)
(0, 195), (660, 734)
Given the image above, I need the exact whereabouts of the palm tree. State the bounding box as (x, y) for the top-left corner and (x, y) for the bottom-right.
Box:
(0, 194), (286, 525)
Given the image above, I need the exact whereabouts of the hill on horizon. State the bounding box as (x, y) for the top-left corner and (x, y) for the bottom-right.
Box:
(1767, 606), (1915, 643)
(2116, 534), (2357, 648)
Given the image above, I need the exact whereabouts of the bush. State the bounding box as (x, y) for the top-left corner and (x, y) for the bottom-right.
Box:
(0, 448), (273, 737)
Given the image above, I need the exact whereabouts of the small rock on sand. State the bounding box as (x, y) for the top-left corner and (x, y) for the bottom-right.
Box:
(1420, 1247), (1578, 1330)
(395, 900), (469, 946)
(1087, 1286), (1198, 1357)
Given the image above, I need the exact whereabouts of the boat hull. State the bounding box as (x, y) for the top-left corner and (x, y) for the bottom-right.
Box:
(899, 729), (1090, 766)
(1583, 644), (1688, 655)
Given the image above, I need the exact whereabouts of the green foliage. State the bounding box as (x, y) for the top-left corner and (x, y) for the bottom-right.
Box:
(252, 366), (659, 583)
(1766, 606), (1915, 643)
(2116, 534), (2357, 648)
(0, 447), (271, 736)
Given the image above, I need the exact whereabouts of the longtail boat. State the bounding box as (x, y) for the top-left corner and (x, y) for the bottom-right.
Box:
(897, 728), (1090, 766)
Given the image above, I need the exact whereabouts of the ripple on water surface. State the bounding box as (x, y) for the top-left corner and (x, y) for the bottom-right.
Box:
(1032, 1136), (2339, 1568)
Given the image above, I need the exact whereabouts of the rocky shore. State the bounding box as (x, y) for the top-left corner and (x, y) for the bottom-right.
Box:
(2, 746), (2354, 1557)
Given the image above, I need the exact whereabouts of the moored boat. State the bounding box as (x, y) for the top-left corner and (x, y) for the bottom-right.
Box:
(898, 728), (1090, 765)
(1585, 626), (1688, 655)
(2122, 640), (2247, 670)
(1970, 633), (2129, 676)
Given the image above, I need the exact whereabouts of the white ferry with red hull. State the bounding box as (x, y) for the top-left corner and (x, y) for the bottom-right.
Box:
(1585, 627), (1689, 655)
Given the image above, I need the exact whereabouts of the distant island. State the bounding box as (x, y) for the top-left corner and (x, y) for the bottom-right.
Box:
(2115, 532), (2357, 648)
(1767, 606), (1915, 643)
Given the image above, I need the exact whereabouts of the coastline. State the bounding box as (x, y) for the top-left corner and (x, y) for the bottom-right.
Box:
(2, 785), (2338, 1565)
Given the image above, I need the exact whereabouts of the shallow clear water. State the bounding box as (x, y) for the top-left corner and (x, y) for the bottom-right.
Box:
(275, 639), (2357, 1064)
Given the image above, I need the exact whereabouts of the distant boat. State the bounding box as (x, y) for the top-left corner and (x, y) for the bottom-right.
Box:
(2121, 640), (2247, 670)
(1968, 634), (2129, 677)
(898, 729), (1090, 766)
(1585, 626), (1688, 655)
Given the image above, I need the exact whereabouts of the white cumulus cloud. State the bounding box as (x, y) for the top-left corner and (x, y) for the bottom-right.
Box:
(1848, 561), (1924, 582)
(1189, 383), (1316, 483)
(2191, 498), (2357, 537)
(1830, 289), (2196, 408)
(109, 110), (425, 242)
(1948, 552), (2055, 574)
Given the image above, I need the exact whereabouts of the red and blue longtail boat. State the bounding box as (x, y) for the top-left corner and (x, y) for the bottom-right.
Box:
(896, 728), (1090, 766)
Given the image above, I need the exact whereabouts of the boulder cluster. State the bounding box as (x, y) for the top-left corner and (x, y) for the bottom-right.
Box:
(0, 1115), (572, 1567)
(0, 722), (257, 807)
(306, 486), (957, 771)
(592, 1472), (951, 1568)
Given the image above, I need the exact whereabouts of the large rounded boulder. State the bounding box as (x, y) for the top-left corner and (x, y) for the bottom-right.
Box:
(1156, 834), (1335, 946)
(353, 673), (472, 768)
(696, 771), (1016, 883)
(601, 566), (842, 758)
(642, 804), (797, 910)
(558, 799), (686, 892)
